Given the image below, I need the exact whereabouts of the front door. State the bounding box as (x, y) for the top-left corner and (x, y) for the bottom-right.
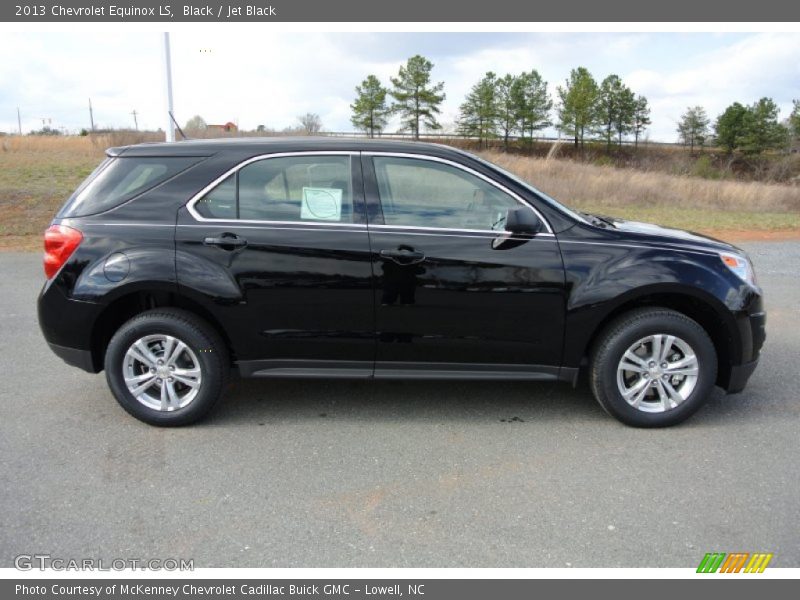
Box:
(175, 152), (375, 377)
(363, 153), (565, 378)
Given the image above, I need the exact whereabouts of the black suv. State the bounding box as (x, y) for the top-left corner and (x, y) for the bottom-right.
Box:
(38, 138), (765, 427)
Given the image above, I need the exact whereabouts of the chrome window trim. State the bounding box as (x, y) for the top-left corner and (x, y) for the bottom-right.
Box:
(185, 149), (554, 236)
(369, 223), (554, 238)
(363, 151), (554, 234)
(185, 151), (359, 225)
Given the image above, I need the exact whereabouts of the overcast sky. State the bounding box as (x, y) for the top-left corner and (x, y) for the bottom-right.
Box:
(1, 31), (798, 141)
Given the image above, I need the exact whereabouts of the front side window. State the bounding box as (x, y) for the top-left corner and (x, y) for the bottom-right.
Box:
(194, 155), (353, 223)
(373, 156), (520, 231)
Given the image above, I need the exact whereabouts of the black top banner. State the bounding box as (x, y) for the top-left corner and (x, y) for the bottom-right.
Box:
(4, 0), (800, 22)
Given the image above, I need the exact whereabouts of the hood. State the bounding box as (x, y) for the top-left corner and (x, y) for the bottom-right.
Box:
(591, 214), (741, 254)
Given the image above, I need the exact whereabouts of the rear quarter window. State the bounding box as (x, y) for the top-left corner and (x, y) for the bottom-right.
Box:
(58, 156), (202, 218)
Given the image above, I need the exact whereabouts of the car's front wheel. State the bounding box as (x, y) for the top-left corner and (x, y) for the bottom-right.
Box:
(104, 309), (228, 426)
(590, 308), (717, 427)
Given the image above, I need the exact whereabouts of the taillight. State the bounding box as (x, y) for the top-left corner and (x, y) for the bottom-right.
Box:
(43, 225), (83, 279)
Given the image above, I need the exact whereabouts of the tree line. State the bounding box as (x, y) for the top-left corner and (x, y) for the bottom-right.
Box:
(350, 55), (800, 155)
(678, 99), (797, 155)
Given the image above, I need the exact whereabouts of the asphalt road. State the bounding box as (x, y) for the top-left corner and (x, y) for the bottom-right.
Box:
(1, 242), (798, 568)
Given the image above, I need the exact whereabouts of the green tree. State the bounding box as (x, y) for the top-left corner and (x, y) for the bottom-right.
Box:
(457, 72), (498, 148)
(677, 106), (710, 153)
(790, 99), (800, 139)
(494, 74), (517, 149)
(631, 95), (651, 148)
(351, 75), (390, 138)
(740, 97), (789, 155)
(595, 74), (635, 150)
(390, 55), (446, 140)
(714, 102), (749, 154)
(557, 67), (598, 149)
(511, 70), (552, 146)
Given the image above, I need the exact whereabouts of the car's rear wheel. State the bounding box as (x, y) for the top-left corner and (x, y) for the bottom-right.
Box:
(104, 309), (228, 426)
(590, 308), (717, 427)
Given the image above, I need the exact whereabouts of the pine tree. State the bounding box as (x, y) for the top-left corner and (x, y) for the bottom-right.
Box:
(740, 97), (789, 155)
(389, 55), (446, 140)
(677, 106), (710, 153)
(457, 72), (499, 148)
(511, 70), (552, 147)
(631, 95), (651, 148)
(595, 74), (635, 150)
(557, 67), (598, 149)
(714, 102), (749, 154)
(494, 74), (517, 149)
(351, 75), (390, 138)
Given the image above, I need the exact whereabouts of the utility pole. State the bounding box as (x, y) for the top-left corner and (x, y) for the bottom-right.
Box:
(162, 32), (175, 142)
(131, 109), (139, 131)
(88, 98), (95, 131)
(17, 107), (22, 135)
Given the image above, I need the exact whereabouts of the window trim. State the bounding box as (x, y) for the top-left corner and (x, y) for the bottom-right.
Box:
(186, 151), (363, 228)
(186, 150), (554, 236)
(363, 152), (554, 235)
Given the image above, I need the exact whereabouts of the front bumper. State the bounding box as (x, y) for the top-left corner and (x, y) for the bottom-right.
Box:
(723, 305), (766, 393)
(726, 358), (760, 394)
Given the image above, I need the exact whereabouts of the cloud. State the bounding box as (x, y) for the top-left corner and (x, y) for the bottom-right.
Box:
(1, 32), (797, 141)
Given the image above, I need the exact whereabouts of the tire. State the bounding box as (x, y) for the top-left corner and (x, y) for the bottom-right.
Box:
(104, 308), (229, 426)
(590, 307), (717, 427)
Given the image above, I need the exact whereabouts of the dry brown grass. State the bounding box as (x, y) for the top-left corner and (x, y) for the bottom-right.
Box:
(0, 137), (798, 252)
(0, 132), (161, 156)
(482, 151), (800, 212)
(481, 151), (800, 233)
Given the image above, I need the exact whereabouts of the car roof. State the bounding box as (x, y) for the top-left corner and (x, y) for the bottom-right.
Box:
(109, 136), (476, 160)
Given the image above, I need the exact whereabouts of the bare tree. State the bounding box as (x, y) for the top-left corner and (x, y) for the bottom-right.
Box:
(184, 115), (207, 132)
(298, 113), (322, 135)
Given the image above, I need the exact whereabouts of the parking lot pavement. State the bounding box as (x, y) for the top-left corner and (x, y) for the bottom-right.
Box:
(1, 242), (798, 568)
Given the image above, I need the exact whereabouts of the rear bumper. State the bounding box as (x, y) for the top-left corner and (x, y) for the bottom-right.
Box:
(46, 342), (98, 373)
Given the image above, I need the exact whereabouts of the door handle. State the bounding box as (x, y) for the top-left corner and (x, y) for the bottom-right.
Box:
(203, 234), (248, 249)
(379, 248), (426, 265)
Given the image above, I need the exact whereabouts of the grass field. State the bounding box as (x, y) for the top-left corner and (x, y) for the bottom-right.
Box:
(481, 151), (800, 236)
(1, 135), (798, 251)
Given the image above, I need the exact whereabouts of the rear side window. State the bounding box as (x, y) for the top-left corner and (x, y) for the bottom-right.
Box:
(193, 155), (353, 223)
(59, 156), (201, 218)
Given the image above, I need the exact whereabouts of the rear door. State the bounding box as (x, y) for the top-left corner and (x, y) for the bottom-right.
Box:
(363, 153), (566, 378)
(175, 151), (375, 377)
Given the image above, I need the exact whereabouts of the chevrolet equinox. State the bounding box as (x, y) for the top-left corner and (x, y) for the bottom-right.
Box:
(37, 138), (766, 427)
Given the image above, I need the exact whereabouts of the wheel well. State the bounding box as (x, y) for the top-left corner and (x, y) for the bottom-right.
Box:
(90, 291), (235, 371)
(583, 294), (733, 387)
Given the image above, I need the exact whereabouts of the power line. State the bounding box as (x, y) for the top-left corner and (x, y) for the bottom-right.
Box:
(131, 109), (139, 130)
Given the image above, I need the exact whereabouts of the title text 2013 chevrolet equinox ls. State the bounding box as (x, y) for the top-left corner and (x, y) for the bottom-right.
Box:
(37, 138), (766, 427)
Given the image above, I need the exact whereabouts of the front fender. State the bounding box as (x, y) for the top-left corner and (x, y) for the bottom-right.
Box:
(560, 242), (749, 367)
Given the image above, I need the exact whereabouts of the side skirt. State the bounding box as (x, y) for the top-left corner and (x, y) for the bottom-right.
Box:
(237, 359), (576, 382)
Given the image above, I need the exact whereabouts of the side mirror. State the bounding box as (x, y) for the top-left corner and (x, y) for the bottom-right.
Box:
(505, 207), (543, 235)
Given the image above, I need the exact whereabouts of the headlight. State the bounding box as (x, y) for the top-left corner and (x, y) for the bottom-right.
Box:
(720, 252), (756, 286)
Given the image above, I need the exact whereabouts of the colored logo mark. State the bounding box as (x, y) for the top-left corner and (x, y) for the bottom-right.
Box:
(697, 552), (773, 573)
